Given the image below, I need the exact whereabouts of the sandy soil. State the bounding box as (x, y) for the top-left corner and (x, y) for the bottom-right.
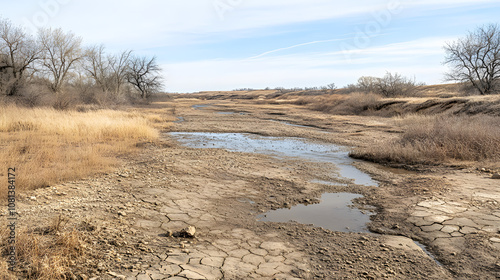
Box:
(13, 98), (500, 279)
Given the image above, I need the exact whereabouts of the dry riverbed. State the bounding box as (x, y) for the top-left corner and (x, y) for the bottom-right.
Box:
(11, 98), (500, 279)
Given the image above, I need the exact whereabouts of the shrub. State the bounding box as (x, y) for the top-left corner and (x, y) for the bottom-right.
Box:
(351, 114), (500, 164)
(347, 72), (424, 97)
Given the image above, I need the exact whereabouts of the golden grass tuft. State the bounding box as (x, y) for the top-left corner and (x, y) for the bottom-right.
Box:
(0, 105), (160, 197)
(351, 114), (500, 164)
(0, 217), (88, 280)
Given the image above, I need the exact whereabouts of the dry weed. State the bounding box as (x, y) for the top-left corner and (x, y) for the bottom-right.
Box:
(293, 92), (382, 115)
(352, 114), (500, 164)
(0, 217), (88, 280)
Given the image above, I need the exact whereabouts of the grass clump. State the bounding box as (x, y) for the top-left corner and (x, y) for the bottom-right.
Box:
(0, 217), (89, 280)
(351, 114), (500, 164)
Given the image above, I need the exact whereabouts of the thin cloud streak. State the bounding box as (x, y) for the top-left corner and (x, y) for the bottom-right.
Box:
(246, 38), (345, 60)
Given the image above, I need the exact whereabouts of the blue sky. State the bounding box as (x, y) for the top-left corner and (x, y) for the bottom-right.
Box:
(2, 0), (500, 92)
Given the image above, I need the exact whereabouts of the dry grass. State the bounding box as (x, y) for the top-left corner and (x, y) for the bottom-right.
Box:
(0, 217), (89, 280)
(351, 114), (500, 164)
(294, 92), (383, 115)
(0, 105), (160, 197)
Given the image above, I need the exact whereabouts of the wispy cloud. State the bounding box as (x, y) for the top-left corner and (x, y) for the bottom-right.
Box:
(9, 0), (496, 47)
(246, 38), (345, 60)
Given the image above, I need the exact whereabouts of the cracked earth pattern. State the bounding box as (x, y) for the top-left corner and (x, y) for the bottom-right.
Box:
(406, 173), (500, 253)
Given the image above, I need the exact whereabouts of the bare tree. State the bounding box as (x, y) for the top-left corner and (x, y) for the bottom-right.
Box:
(376, 72), (421, 97)
(444, 24), (500, 95)
(108, 49), (132, 96)
(326, 83), (337, 90)
(349, 73), (422, 97)
(126, 55), (163, 99)
(82, 44), (111, 92)
(38, 28), (83, 93)
(0, 18), (40, 96)
(356, 76), (379, 93)
(83, 46), (132, 97)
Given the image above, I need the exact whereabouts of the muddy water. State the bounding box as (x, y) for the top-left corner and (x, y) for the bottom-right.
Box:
(259, 193), (371, 232)
(170, 132), (378, 232)
(170, 132), (377, 187)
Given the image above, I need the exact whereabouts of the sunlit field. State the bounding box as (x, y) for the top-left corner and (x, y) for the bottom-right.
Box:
(0, 105), (161, 198)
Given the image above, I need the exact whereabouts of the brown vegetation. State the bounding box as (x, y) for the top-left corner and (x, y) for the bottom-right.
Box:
(0, 105), (160, 198)
(351, 114), (500, 165)
(0, 216), (89, 280)
(293, 92), (383, 115)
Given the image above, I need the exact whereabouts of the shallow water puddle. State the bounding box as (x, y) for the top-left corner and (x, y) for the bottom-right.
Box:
(259, 193), (371, 232)
(169, 132), (378, 187)
(169, 132), (377, 232)
(192, 104), (212, 110)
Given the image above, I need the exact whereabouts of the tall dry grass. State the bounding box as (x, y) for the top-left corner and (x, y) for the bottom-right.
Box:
(351, 114), (500, 164)
(0, 105), (159, 197)
(294, 92), (383, 115)
(0, 217), (89, 280)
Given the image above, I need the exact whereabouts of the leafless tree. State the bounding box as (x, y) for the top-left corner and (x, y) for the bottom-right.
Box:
(83, 46), (132, 97)
(327, 83), (337, 90)
(444, 24), (500, 95)
(83, 44), (111, 92)
(126, 55), (163, 99)
(348, 73), (422, 97)
(38, 28), (83, 93)
(376, 72), (422, 97)
(109, 49), (132, 96)
(356, 76), (379, 93)
(0, 18), (40, 96)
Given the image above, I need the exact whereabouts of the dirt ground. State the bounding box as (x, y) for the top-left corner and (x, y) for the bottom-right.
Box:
(12, 98), (500, 279)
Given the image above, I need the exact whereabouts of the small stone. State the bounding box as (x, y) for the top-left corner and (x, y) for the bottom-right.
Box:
(179, 226), (196, 238)
(490, 237), (500, 243)
(117, 211), (127, 216)
(492, 173), (500, 179)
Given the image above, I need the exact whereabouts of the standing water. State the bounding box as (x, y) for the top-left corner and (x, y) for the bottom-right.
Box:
(169, 132), (377, 232)
(170, 132), (377, 186)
